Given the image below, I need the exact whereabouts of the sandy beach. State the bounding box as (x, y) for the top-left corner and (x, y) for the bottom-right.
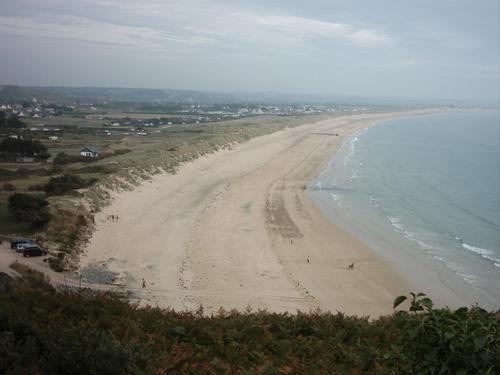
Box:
(80, 111), (436, 316)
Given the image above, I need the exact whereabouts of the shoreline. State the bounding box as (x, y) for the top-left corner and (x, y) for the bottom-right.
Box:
(308, 114), (498, 311)
(78, 109), (469, 316)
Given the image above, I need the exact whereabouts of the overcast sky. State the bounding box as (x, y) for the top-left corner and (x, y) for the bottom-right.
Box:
(0, 0), (499, 102)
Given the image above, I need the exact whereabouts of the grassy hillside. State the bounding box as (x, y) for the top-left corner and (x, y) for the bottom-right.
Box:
(0, 266), (498, 374)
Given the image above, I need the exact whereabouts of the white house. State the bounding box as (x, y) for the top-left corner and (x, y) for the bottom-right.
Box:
(80, 145), (99, 158)
(48, 136), (58, 141)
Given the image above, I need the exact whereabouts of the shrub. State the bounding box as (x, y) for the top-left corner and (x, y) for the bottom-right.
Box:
(0, 138), (50, 160)
(2, 182), (16, 191)
(53, 152), (72, 165)
(7, 193), (50, 228)
(387, 293), (499, 374)
(27, 184), (45, 191)
(114, 148), (131, 155)
(44, 174), (93, 196)
(0, 280), (497, 374)
(47, 254), (65, 273)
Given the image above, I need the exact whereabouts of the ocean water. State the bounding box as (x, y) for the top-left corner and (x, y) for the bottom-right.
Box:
(309, 111), (500, 306)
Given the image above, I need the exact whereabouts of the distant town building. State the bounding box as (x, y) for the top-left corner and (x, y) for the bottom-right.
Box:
(80, 145), (99, 158)
(48, 136), (58, 141)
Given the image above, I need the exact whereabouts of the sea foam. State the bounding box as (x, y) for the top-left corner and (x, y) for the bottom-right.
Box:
(462, 243), (500, 268)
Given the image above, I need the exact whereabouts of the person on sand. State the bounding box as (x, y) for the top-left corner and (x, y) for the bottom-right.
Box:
(347, 262), (355, 270)
(142, 278), (146, 288)
(307, 257), (310, 264)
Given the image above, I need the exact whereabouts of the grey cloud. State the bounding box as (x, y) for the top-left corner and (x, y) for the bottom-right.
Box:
(0, 0), (498, 102)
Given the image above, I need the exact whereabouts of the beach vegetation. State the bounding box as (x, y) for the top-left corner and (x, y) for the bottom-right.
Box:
(53, 152), (95, 165)
(7, 193), (50, 229)
(0, 138), (50, 161)
(0, 270), (497, 374)
(1, 182), (16, 191)
(387, 293), (499, 374)
(44, 174), (97, 196)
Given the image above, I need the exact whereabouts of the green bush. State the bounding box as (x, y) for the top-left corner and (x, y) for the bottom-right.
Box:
(44, 174), (95, 196)
(27, 184), (45, 191)
(0, 138), (50, 160)
(386, 293), (499, 374)
(53, 152), (74, 165)
(47, 254), (65, 272)
(7, 193), (50, 228)
(113, 148), (131, 155)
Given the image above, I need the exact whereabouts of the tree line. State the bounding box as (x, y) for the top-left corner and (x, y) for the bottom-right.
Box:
(0, 111), (27, 128)
(0, 138), (51, 161)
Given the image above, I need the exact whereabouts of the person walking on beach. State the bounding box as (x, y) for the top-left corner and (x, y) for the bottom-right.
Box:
(142, 278), (146, 288)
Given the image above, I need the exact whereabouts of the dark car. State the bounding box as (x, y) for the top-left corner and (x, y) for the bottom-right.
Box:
(22, 245), (48, 257)
(10, 238), (33, 249)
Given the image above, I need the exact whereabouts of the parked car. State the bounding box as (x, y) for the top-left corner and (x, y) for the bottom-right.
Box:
(10, 238), (33, 249)
(16, 243), (31, 253)
(22, 245), (48, 258)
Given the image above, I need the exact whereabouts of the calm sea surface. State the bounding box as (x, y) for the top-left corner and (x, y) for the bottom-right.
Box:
(309, 111), (500, 305)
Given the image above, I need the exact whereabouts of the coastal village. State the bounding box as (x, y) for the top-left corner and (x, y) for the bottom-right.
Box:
(0, 91), (372, 149)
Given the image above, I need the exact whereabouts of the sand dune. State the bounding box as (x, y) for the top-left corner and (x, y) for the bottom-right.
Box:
(81, 112), (422, 316)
